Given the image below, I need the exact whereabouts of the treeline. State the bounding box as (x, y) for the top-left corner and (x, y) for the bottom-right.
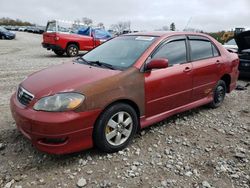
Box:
(0, 17), (33, 26)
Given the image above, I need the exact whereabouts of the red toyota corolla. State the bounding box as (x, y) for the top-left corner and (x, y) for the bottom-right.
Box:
(10, 32), (239, 154)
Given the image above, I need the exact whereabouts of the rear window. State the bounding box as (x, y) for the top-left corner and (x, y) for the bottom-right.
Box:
(190, 40), (213, 61)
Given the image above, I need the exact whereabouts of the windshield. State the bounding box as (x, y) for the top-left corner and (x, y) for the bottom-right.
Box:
(0, 26), (8, 32)
(83, 36), (157, 69)
(225, 39), (236, 45)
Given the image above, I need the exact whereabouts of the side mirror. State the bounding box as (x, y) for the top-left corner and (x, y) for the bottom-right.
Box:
(145, 58), (169, 71)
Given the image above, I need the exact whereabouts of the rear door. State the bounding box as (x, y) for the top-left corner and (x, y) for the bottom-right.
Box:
(145, 36), (193, 118)
(187, 35), (222, 101)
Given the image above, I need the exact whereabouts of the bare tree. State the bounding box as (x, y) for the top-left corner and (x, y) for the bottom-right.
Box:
(82, 17), (93, 26)
(97, 22), (105, 29)
(110, 21), (131, 34)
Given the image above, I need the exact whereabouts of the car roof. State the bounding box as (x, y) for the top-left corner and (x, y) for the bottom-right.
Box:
(124, 31), (210, 38)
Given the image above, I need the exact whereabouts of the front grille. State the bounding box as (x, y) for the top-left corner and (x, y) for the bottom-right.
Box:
(17, 86), (34, 106)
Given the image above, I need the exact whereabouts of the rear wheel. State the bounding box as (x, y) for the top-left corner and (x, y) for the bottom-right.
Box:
(209, 80), (226, 108)
(93, 103), (138, 153)
(66, 44), (79, 57)
(53, 50), (65, 56)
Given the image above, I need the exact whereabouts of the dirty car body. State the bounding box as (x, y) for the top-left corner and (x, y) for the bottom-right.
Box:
(10, 32), (239, 154)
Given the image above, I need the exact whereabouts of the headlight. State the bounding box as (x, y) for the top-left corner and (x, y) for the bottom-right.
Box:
(33, 93), (85, 112)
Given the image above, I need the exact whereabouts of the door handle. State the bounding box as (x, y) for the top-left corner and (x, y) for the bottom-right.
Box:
(183, 67), (192, 72)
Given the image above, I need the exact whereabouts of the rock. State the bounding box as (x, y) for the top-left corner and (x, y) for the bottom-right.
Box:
(99, 180), (112, 187)
(87, 156), (92, 161)
(231, 174), (239, 179)
(77, 178), (87, 187)
(185, 171), (193, 177)
(14, 186), (22, 188)
(38, 178), (45, 185)
(234, 152), (246, 159)
(86, 170), (93, 175)
(202, 181), (211, 188)
(0, 143), (6, 151)
(161, 180), (168, 187)
(164, 148), (170, 155)
(4, 179), (15, 188)
(131, 165), (137, 171)
(148, 147), (153, 152)
(140, 131), (146, 136)
(79, 159), (87, 166)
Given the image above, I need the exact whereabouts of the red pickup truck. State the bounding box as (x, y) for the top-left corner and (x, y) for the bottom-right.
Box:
(42, 20), (111, 57)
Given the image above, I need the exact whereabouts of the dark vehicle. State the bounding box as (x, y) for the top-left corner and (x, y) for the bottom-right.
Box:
(235, 30), (250, 77)
(0, 26), (15, 39)
(11, 32), (239, 154)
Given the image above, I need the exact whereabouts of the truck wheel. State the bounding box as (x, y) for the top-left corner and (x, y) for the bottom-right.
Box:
(53, 50), (65, 56)
(93, 103), (138, 153)
(209, 80), (226, 108)
(66, 44), (79, 57)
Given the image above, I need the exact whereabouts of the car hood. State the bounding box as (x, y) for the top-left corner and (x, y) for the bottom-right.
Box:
(235, 30), (250, 52)
(21, 62), (121, 98)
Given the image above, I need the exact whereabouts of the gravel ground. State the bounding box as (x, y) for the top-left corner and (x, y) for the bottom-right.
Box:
(0, 32), (249, 188)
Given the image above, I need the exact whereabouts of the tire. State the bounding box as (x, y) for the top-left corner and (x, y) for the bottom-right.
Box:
(93, 103), (138, 153)
(53, 50), (65, 56)
(209, 80), (226, 108)
(66, 44), (79, 57)
(1, 35), (5, 39)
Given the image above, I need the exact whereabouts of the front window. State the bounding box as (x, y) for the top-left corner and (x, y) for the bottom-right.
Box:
(152, 40), (187, 65)
(82, 36), (157, 69)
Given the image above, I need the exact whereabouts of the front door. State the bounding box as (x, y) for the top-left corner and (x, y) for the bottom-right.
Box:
(144, 36), (193, 118)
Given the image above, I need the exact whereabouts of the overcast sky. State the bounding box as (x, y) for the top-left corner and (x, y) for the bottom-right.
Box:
(1, 0), (250, 32)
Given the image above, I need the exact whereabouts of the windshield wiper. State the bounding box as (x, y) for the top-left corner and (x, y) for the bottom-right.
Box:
(76, 57), (116, 70)
(75, 57), (92, 65)
(88, 60), (116, 70)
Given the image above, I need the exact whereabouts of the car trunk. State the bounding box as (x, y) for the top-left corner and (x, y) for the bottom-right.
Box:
(235, 30), (250, 53)
(43, 32), (57, 44)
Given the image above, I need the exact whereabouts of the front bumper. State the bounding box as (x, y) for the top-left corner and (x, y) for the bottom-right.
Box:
(42, 43), (64, 51)
(10, 93), (101, 154)
(5, 34), (15, 39)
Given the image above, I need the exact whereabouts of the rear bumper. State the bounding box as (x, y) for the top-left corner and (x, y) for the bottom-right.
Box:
(42, 43), (64, 51)
(239, 59), (250, 77)
(10, 93), (102, 154)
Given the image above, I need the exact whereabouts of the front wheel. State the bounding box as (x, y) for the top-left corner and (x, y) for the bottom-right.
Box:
(209, 80), (226, 108)
(66, 44), (79, 57)
(93, 103), (138, 153)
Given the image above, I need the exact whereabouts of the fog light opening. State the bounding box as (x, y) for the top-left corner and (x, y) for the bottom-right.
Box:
(41, 137), (68, 145)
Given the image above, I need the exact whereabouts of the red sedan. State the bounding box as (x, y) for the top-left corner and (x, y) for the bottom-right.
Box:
(10, 32), (239, 154)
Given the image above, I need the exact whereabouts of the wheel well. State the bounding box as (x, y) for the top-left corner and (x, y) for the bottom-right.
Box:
(220, 74), (231, 93)
(101, 99), (141, 130)
(66, 42), (79, 49)
(105, 99), (140, 117)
